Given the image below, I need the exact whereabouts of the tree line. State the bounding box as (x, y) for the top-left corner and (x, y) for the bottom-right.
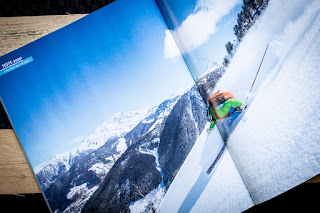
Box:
(223, 0), (269, 66)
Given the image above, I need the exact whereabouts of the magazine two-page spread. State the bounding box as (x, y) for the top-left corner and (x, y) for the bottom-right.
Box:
(157, 0), (320, 209)
(1, 0), (320, 212)
(0, 0), (254, 212)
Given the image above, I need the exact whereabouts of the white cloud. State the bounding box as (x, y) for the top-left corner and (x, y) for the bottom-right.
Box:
(164, 29), (181, 59)
(164, 0), (239, 58)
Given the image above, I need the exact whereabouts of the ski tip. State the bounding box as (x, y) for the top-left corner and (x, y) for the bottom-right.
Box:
(206, 168), (213, 174)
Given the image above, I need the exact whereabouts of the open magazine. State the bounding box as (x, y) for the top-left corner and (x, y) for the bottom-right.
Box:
(0, 0), (319, 212)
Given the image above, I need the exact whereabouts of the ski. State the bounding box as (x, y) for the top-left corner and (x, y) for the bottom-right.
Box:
(206, 144), (226, 174)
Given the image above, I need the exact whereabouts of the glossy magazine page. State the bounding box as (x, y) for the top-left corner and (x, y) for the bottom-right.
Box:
(156, 0), (320, 206)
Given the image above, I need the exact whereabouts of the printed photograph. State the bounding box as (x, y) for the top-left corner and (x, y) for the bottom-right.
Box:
(1, 0), (320, 212)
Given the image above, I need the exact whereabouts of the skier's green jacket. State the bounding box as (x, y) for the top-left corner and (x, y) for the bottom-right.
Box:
(209, 99), (244, 129)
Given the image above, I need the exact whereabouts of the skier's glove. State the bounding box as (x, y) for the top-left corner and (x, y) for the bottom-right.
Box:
(207, 128), (213, 134)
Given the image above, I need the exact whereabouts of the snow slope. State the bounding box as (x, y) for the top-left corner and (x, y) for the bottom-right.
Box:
(215, 0), (320, 204)
(159, 125), (254, 212)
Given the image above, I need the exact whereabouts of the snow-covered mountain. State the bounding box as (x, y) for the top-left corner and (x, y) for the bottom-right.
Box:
(39, 82), (210, 213)
(82, 85), (207, 213)
(35, 108), (150, 191)
(42, 92), (198, 213)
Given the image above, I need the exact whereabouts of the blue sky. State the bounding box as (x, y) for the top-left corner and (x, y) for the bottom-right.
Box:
(0, 0), (194, 167)
(159, 0), (243, 79)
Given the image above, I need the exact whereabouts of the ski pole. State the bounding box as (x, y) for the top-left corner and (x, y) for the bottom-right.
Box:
(245, 44), (269, 102)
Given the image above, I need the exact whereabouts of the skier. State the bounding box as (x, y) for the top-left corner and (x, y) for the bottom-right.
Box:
(206, 91), (246, 137)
